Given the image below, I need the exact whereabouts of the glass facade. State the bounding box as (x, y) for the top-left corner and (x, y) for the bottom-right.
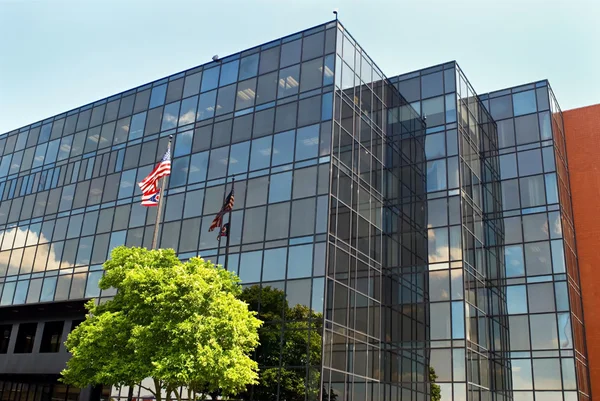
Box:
(0, 19), (590, 401)
(480, 82), (590, 401)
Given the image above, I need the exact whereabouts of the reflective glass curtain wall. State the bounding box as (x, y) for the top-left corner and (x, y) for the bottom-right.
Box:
(391, 62), (511, 401)
(321, 22), (428, 401)
(481, 82), (590, 401)
(0, 20), (341, 401)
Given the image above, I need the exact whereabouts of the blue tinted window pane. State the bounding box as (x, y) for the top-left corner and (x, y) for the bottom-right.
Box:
(201, 67), (220, 92)
(539, 111), (552, 140)
(215, 85), (236, 116)
(287, 244), (313, 279)
(85, 271), (103, 298)
(74, 236), (93, 266)
(15, 132), (27, 151)
(239, 54), (259, 80)
(0, 282), (15, 305)
(322, 92), (333, 121)
(272, 130), (295, 166)
(13, 281), (29, 305)
(57, 136), (72, 161)
(45, 139), (60, 164)
(513, 90), (537, 116)
(295, 124), (319, 161)
(0, 155), (10, 177)
(207, 146), (228, 180)
(174, 130), (193, 157)
(249, 136), (272, 171)
(161, 102), (180, 131)
(40, 124), (52, 143)
(228, 141), (250, 175)
(507, 285), (528, 314)
(219, 61), (239, 86)
(269, 171), (292, 203)
(262, 247), (287, 281)
(505, 245), (525, 277)
(179, 96), (198, 126)
(445, 94), (457, 123)
(119, 169), (137, 198)
(278, 65), (300, 98)
(130, 112), (146, 140)
(189, 152), (209, 184)
(551, 239), (566, 273)
(451, 301), (465, 338)
(490, 95), (512, 120)
(545, 173), (558, 204)
(323, 54), (334, 86)
(197, 90), (217, 121)
(149, 84), (167, 108)
(239, 250), (262, 283)
(170, 157), (189, 187)
(32, 143), (48, 168)
(109, 230), (126, 254)
(40, 277), (57, 302)
(427, 160), (447, 192)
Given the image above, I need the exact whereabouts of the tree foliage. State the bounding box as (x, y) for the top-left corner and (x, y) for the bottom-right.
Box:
(239, 285), (323, 401)
(61, 246), (262, 401)
(429, 367), (441, 401)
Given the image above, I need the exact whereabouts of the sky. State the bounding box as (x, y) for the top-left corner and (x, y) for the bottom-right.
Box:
(1, 0), (599, 134)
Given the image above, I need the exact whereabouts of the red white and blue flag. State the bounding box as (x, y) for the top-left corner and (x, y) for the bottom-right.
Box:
(138, 148), (171, 207)
(141, 189), (161, 207)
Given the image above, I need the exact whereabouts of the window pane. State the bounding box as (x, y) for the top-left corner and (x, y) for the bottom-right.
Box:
(518, 149), (543, 176)
(189, 151), (209, 184)
(300, 58), (323, 92)
(272, 130), (295, 166)
(265, 202), (290, 241)
(239, 54), (259, 80)
(228, 141), (250, 175)
(520, 175), (545, 208)
(215, 84), (236, 116)
(295, 124), (319, 161)
(174, 130), (193, 157)
(207, 147), (229, 180)
(262, 247), (287, 281)
(269, 172), (292, 203)
(427, 160), (447, 192)
(219, 60), (239, 86)
(183, 72), (202, 98)
(179, 96), (198, 126)
(236, 78), (257, 111)
(515, 114), (540, 145)
(287, 244), (313, 279)
(239, 251), (262, 283)
(197, 90), (217, 121)
(201, 67), (220, 92)
(249, 136), (272, 171)
(530, 313), (558, 349)
(524, 241), (552, 275)
(278, 65), (300, 98)
(149, 84), (167, 108)
(513, 90), (537, 116)
(280, 39), (301, 68)
(161, 102), (180, 131)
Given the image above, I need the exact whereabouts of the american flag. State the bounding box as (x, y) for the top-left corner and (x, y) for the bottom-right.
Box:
(138, 148), (171, 194)
(208, 188), (235, 232)
(141, 189), (160, 207)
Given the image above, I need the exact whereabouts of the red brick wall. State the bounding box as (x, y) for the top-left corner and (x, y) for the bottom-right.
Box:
(563, 103), (600, 398)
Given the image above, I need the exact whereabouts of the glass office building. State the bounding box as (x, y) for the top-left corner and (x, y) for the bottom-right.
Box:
(0, 19), (590, 401)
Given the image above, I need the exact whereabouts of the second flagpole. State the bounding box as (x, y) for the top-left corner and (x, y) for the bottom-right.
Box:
(151, 135), (172, 250)
(224, 175), (235, 272)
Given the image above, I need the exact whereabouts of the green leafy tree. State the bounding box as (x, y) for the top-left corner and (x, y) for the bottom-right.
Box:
(429, 367), (441, 401)
(61, 247), (262, 401)
(239, 285), (324, 401)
